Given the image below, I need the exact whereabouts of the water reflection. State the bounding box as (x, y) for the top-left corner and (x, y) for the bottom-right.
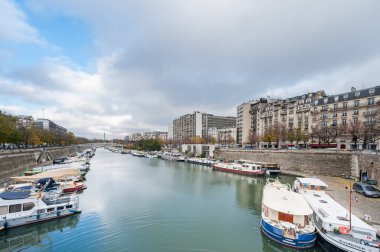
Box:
(0, 215), (79, 252)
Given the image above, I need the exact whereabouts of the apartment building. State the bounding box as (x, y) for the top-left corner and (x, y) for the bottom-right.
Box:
(34, 119), (67, 135)
(239, 86), (379, 149)
(172, 111), (236, 142)
(311, 86), (380, 150)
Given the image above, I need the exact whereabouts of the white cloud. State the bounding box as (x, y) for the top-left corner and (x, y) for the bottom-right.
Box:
(0, 0), (44, 44)
(2, 0), (380, 138)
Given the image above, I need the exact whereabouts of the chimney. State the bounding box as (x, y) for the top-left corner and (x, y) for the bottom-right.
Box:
(351, 87), (356, 92)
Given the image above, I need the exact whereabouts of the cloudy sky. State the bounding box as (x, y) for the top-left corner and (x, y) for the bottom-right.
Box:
(1, 0), (380, 139)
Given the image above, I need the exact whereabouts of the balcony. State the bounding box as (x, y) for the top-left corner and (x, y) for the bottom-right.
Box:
(363, 111), (376, 117)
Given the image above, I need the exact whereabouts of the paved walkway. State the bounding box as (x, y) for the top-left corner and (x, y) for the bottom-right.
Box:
(284, 171), (380, 235)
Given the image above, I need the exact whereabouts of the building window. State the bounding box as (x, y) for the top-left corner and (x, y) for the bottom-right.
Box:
(321, 121), (327, 127)
(306, 98), (311, 103)
(343, 102), (347, 109)
(333, 113), (337, 118)
(342, 112), (347, 117)
(332, 120), (337, 126)
(368, 97), (374, 105)
(324, 98), (328, 104)
(366, 117), (374, 125)
(369, 88), (375, 96)
(334, 96), (339, 102)
(367, 108), (373, 115)
(354, 100), (359, 107)
(343, 94), (349, 100)
(333, 104), (338, 110)
(342, 119), (347, 125)
(353, 110), (359, 115)
(355, 91), (360, 97)
(314, 100), (319, 106)
(353, 118), (358, 124)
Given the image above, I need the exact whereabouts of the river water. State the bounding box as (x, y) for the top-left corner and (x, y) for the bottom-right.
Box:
(0, 148), (324, 251)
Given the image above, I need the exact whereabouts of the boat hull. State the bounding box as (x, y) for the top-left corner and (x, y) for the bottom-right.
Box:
(315, 225), (378, 252)
(260, 218), (317, 249)
(0, 209), (81, 230)
(212, 165), (264, 176)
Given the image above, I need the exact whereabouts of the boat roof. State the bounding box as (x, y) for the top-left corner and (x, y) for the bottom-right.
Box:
(0, 192), (30, 200)
(296, 177), (328, 187)
(263, 182), (313, 216)
(303, 191), (376, 234)
(11, 168), (81, 182)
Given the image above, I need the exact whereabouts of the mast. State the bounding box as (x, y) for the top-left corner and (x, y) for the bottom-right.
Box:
(349, 176), (352, 230)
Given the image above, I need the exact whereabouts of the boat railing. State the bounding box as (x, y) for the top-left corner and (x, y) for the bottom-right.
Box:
(263, 216), (315, 234)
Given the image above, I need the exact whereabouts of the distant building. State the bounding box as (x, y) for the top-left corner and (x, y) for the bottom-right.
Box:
(128, 131), (167, 142)
(172, 111), (236, 142)
(16, 115), (34, 128)
(168, 122), (173, 140)
(34, 119), (67, 135)
(217, 127), (237, 145)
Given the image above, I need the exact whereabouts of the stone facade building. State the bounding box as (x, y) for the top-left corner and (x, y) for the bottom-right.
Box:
(238, 85), (379, 150)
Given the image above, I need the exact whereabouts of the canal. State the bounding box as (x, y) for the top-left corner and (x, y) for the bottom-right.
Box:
(0, 148), (324, 251)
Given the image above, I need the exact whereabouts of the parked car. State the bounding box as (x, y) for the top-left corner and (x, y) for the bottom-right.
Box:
(353, 183), (380, 198)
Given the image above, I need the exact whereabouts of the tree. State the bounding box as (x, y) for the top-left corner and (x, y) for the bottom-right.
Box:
(314, 125), (338, 146)
(294, 128), (303, 145)
(247, 130), (259, 147)
(287, 129), (296, 145)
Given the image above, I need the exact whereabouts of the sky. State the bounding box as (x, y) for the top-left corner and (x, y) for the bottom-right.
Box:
(1, 0), (380, 139)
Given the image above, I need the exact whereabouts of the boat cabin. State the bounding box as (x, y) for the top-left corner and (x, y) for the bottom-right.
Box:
(294, 178), (328, 192)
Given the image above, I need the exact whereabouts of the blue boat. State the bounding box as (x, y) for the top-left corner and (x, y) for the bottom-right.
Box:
(261, 180), (317, 249)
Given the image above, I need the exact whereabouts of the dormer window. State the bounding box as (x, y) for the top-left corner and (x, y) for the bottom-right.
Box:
(369, 88), (375, 96)
(334, 96), (339, 102)
(343, 94), (349, 100)
(306, 98), (311, 103)
(314, 100), (319, 106)
(355, 91), (360, 98)
(324, 98), (328, 104)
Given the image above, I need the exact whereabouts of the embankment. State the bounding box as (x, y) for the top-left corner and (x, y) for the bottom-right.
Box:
(0, 146), (86, 179)
(215, 149), (380, 184)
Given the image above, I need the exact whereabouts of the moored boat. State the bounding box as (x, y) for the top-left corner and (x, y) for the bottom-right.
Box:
(212, 160), (265, 176)
(0, 190), (80, 230)
(261, 179), (316, 249)
(294, 178), (380, 252)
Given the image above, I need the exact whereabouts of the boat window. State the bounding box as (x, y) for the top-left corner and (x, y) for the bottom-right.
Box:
(9, 204), (22, 213)
(57, 206), (64, 210)
(66, 205), (73, 209)
(337, 216), (349, 221)
(23, 202), (35, 211)
(47, 208), (55, 212)
(319, 200), (328, 204)
(0, 206), (7, 215)
(37, 209), (45, 214)
(313, 193), (321, 197)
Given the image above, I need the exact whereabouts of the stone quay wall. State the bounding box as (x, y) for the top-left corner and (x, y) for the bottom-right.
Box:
(215, 149), (380, 185)
(0, 146), (86, 179)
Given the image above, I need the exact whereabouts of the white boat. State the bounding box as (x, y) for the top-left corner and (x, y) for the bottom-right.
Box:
(131, 151), (145, 157)
(0, 190), (80, 230)
(161, 152), (187, 162)
(212, 160), (265, 176)
(186, 158), (215, 167)
(261, 179), (316, 248)
(294, 178), (380, 252)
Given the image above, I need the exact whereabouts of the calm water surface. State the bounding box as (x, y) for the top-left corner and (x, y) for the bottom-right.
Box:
(0, 148), (324, 251)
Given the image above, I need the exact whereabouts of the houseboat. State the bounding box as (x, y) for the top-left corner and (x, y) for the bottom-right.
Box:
(186, 157), (215, 167)
(261, 179), (316, 249)
(212, 161), (265, 176)
(294, 178), (380, 252)
(161, 152), (187, 162)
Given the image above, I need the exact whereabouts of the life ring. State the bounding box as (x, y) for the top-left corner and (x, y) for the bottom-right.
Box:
(339, 226), (350, 235)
